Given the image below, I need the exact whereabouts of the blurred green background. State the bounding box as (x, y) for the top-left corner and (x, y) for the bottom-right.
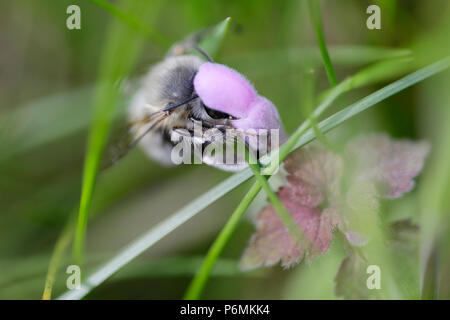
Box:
(0, 0), (449, 299)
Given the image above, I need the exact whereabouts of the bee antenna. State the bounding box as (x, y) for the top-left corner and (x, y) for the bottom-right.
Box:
(194, 45), (214, 62)
(162, 95), (199, 112)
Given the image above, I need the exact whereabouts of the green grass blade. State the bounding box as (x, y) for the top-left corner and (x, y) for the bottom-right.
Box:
(305, 0), (338, 150)
(42, 17), (233, 300)
(419, 70), (450, 298)
(301, 66), (338, 151)
(73, 0), (155, 266)
(244, 146), (303, 245)
(318, 57), (414, 102)
(183, 181), (263, 300)
(2, 255), (263, 297)
(58, 57), (450, 300)
(309, 56), (450, 148)
(42, 220), (74, 300)
(248, 164), (303, 244)
(307, 0), (338, 85)
(198, 17), (231, 57)
(227, 46), (411, 77)
(58, 169), (254, 300)
(89, 0), (170, 48)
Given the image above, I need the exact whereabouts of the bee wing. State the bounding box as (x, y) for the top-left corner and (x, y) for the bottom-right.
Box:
(101, 110), (168, 170)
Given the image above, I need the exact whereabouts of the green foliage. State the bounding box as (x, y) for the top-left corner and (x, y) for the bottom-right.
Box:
(73, 0), (158, 267)
(1, 0), (450, 300)
(58, 56), (450, 299)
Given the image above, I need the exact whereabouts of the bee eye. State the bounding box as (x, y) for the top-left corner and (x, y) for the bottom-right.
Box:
(204, 105), (236, 120)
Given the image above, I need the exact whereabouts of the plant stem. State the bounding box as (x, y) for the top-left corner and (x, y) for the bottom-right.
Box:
(306, 0), (340, 151)
(307, 0), (338, 86)
(184, 79), (355, 300)
(184, 154), (305, 300)
(73, 0), (153, 266)
(42, 221), (74, 300)
(421, 243), (440, 299)
(245, 147), (304, 244)
(249, 164), (304, 244)
(89, 0), (170, 48)
(301, 68), (338, 151)
(184, 181), (262, 299)
(184, 140), (306, 299)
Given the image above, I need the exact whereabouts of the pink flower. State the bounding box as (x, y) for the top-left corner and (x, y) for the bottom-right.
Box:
(241, 134), (430, 270)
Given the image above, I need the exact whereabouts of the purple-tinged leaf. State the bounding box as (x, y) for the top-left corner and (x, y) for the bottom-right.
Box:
(241, 134), (429, 270)
(284, 147), (342, 208)
(345, 134), (430, 198)
(241, 186), (342, 270)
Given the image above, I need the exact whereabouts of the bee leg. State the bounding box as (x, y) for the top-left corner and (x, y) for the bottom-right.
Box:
(188, 117), (233, 132)
(172, 128), (206, 145)
(172, 127), (192, 136)
(188, 117), (215, 129)
(172, 125), (232, 145)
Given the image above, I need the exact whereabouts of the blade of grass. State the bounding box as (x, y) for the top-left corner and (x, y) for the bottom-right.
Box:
(227, 46), (411, 77)
(318, 57), (414, 102)
(198, 17), (231, 57)
(42, 220), (74, 300)
(421, 245), (440, 299)
(58, 57), (450, 300)
(247, 164), (303, 246)
(58, 169), (254, 300)
(73, 0), (155, 267)
(244, 145), (303, 245)
(89, 0), (170, 48)
(306, 0), (338, 150)
(307, 0), (338, 85)
(419, 71), (450, 298)
(301, 66), (338, 151)
(3, 255), (264, 296)
(183, 182), (262, 300)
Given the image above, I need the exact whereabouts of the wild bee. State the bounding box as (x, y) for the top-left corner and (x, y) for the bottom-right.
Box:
(111, 35), (285, 171)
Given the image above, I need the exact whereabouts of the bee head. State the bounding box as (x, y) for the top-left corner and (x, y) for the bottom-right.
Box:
(193, 62), (285, 140)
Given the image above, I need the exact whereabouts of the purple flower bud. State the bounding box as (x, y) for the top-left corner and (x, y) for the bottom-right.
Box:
(194, 62), (285, 136)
